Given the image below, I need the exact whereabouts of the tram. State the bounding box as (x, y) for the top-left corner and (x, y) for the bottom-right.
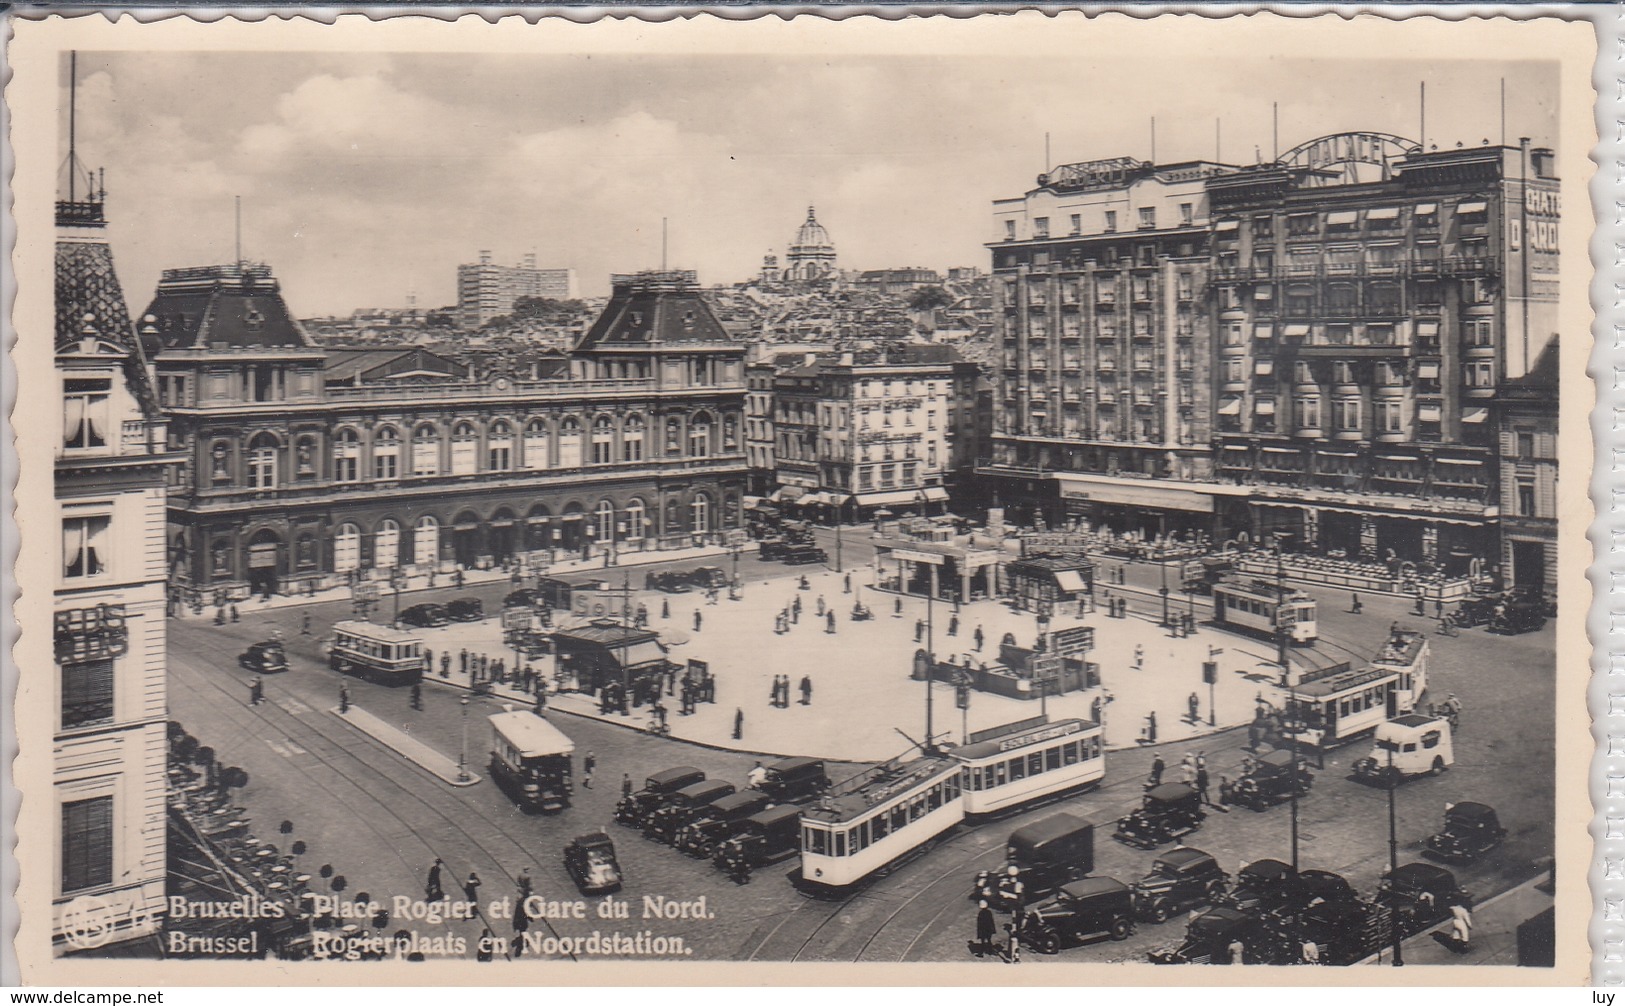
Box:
(1368, 629), (1429, 714)
(951, 717), (1105, 818)
(327, 620), (427, 685)
(1273, 664), (1401, 754)
(1212, 580), (1318, 645)
(796, 754), (964, 894)
(488, 711), (575, 813)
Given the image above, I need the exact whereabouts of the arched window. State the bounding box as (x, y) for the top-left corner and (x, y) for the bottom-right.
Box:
(451, 421), (478, 475)
(523, 418), (549, 471)
(374, 425), (400, 480)
(412, 424), (440, 477)
(333, 428), (361, 482)
(488, 420), (513, 471)
(247, 432), (279, 489)
(592, 415), (615, 465)
(375, 519), (400, 569)
(413, 515), (439, 566)
(625, 498), (647, 541)
(334, 522), (361, 573)
(596, 500), (616, 541)
(689, 412), (712, 457)
(623, 414), (645, 462)
(558, 417), (583, 468)
(690, 493), (710, 533)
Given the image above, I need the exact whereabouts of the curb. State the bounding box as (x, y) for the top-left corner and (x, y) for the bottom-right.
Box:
(328, 704), (484, 787)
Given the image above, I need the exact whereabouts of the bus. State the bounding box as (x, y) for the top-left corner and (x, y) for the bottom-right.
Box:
(327, 620), (426, 686)
(950, 717), (1105, 818)
(796, 754), (964, 895)
(489, 711), (575, 813)
(1212, 580), (1318, 645)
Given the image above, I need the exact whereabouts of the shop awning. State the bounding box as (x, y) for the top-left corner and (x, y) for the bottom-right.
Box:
(1255, 400), (1276, 415)
(1215, 219), (1241, 233)
(855, 489), (932, 508)
(1416, 321), (1440, 337)
(1053, 569), (1089, 592)
(769, 486), (805, 502)
(1254, 286), (1274, 301)
(1318, 449), (1360, 458)
(454, 521), (478, 531)
(1254, 360), (1275, 375)
(1326, 211), (1359, 226)
(1462, 408), (1490, 424)
(1416, 362), (1440, 379)
(1217, 397), (1242, 416)
(1284, 324), (1310, 337)
(1418, 404), (1442, 422)
(1380, 455), (1418, 462)
(1254, 324), (1275, 339)
(1250, 499), (1487, 525)
(1415, 203), (1438, 215)
(620, 641), (668, 668)
(1223, 444), (1250, 451)
(1262, 447), (1297, 454)
(526, 515), (550, 525)
(1435, 457), (1484, 466)
(490, 518), (515, 528)
(1457, 201), (1488, 215)
(1056, 479), (1216, 513)
(1367, 207), (1401, 221)
(921, 487), (951, 502)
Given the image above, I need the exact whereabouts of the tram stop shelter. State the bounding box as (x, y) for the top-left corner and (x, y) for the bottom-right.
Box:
(550, 618), (671, 694)
(1004, 555), (1096, 610)
(872, 538), (1004, 603)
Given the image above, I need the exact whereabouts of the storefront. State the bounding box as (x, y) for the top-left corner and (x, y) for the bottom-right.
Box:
(1004, 556), (1096, 611)
(1055, 475), (1228, 540)
(1249, 500), (1496, 574)
(550, 619), (672, 695)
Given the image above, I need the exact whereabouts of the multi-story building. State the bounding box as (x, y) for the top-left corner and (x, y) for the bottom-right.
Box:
(1203, 134), (1559, 571)
(782, 206), (838, 283)
(772, 345), (978, 515)
(855, 268), (942, 297)
(981, 155), (1235, 536)
(53, 181), (181, 952)
(150, 267), (747, 601)
(456, 250), (579, 329)
(1495, 341), (1559, 597)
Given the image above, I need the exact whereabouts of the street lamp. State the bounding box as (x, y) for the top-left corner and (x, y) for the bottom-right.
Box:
(1158, 557), (1171, 628)
(458, 697), (470, 782)
(1386, 742), (1404, 966)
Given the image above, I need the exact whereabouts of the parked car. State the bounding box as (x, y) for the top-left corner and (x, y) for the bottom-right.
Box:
(1296, 869), (1357, 907)
(1454, 593), (1500, 628)
(1425, 801), (1508, 863)
(1217, 859), (1301, 914)
(238, 639), (290, 674)
(688, 566), (728, 589)
(971, 813), (1094, 910)
(562, 831), (622, 895)
(643, 780), (737, 844)
(1489, 600), (1547, 635)
(1297, 899), (1376, 965)
(614, 766), (706, 829)
(755, 757), (829, 804)
(646, 571), (696, 594)
(1020, 878), (1137, 953)
(779, 544), (829, 566)
(1148, 906), (1291, 965)
(504, 588), (542, 609)
(1224, 749), (1313, 811)
(714, 804), (802, 870)
(675, 790), (773, 859)
(1376, 863), (1468, 934)
(447, 597), (484, 622)
(398, 603), (450, 628)
(1114, 783), (1205, 849)
(1130, 847), (1229, 923)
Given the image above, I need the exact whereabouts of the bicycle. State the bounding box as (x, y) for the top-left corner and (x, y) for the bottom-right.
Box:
(1435, 616), (1459, 637)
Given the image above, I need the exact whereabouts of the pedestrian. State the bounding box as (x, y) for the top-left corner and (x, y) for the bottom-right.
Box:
(463, 871), (482, 905)
(1188, 692), (1200, 723)
(694, 609), (703, 632)
(301, 612), (312, 636)
(826, 610), (836, 634)
(249, 676), (264, 707)
(339, 683), (350, 714)
(534, 689), (546, 715)
(915, 619), (925, 643)
(662, 598), (671, 619)
(800, 675), (813, 706)
(1196, 765), (1224, 810)
(1450, 900), (1473, 947)
(844, 573), (852, 594)
(441, 652), (451, 678)
(733, 707), (744, 740)
(948, 614), (959, 637)
(973, 625), (984, 651)
(1351, 592), (1363, 615)
(768, 677), (779, 707)
(1301, 939), (1320, 965)
(1148, 754), (1165, 786)
(1435, 598), (1445, 619)
(1227, 936), (1245, 965)
(816, 596), (826, 617)
(973, 900), (998, 958)
(230, 604), (240, 623)
(582, 751), (596, 789)
(1133, 644), (1145, 670)
(517, 867), (533, 900)
(410, 682), (423, 711)
(460, 649), (469, 673)
(1389, 620), (1400, 639)
(748, 761), (768, 789)
(426, 857), (444, 901)
(1091, 695), (1103, 723)
(1180, 752), (1197, 784)
(894, 597), (903, 617)
(1146, 711), (1158, 743)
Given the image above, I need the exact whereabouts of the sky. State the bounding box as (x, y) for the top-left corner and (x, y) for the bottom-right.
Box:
(59, 51), (1559, 317)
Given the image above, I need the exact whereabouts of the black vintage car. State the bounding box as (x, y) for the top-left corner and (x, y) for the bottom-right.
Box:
(1224, 749), (1313, 812)
(614, 766), (707, 828)
(504, 588), (543, 609)
(563, 831), (622, 895)
(646, 571), (697, 594)
(1489, 600), (1547, 635)
(1218, 859), (1302, 914)
(756, 757), (830, 804)
(446, 597), (484, 622)
(399, 603), (450, 628)
(689, 566), (728, 589)
(714, 805), (802, 872)
(1377, 863), (1469, 934)
(643, 779), (737, 844)
(1425, 801), (1508, 863)
(971, 813), (1094, 910)
(1149, 906), (1291, 965)
(239, 640), (289, 674)
(1296, 869), (1357, 907)
(780, 544), (829, 566)
(1454, 593), (1500, 628)
(1020, 877), (1137, 953)
(675, 790), (773, 858)
(1298, 899), (1377, 965)
(1131, 847), (1229, 923)
(1114, 783), (1205, 849)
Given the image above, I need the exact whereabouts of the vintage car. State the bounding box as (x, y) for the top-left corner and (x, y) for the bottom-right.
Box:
(504, 588), (543, 609)
(563, 831), (622, 895)
(614, 766), (707, 828)
(675, 790), (773, 859)
(646, 571), (697, 594)
(1351, 714), (1454, 785)
(1114, 783), (1205, 849)
(1130, 847), (1229, 923)
(1298, 899), (1377, 965)
(756, 757), (830, 804)
(756, 537), (790, 561)
(239, 639), (290, 674)
(446, 597), (485, 622)
(714, 805), (802, 870)
(1377, 863), (1469, 934)
(1489, 600), (1547, 635)
(1296, 869), (1357, 908)
(971, 813), (1094, 910)
(398, 603), (450, 628)
(1224, 749), (1313, 811)
(1425, 801), (1508, 863)
(1149, 906), (1290, 965)
(1020, 878), (1137, 953)
(1217, 859), (1302, 914)
(643, 779), (737, 844)
(1453, 593), (1501, 628)
(688, 566), (728, 589)
(779, 544), (829, 566)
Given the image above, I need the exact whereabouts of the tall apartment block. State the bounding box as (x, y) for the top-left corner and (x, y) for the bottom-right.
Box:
(456, 250), (579, 329)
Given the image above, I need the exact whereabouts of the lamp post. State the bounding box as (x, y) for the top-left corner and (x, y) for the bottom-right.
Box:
(1158, 557), (1171, 628)
(834, 500), (844, 574)
(1386, 743), (1404, 966)
(457, 697), (470, 783)
(390, 568), (405, 628)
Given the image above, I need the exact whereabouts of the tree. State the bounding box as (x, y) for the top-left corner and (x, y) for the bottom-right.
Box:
(907, 285), (954, 312)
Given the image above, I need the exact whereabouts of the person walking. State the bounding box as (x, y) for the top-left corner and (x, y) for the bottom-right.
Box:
(1133, 644), (1145, 670)
(661, 598), (670, 619)
(973, 625), (985, 651)
(582, 751), (596, 789)
(973, 901), (998, 958)
(825, 610), (836, 634)
(800, 675), (813, 706)
(1227, 936), (1245, 965)
(621, 773), (634, 799)
(441, 652), (452, 678)
(463, 871), (482, 905)
(894, 596), (903, 618)
(1148, 754), (1165, 787)
(915, 619), (926, 643)
(516, 867), (533, 900)
(249, 676), (264, 707)
(338, 683), (351, 714)
(1449, 900), (1473, 948)
(1351, 592), (1363, 615)
(947, 614), (959, 637)
(733, 707), (744, 740)
(426, 858), (444, 901)
(1196, 764), (1226, 811)
(844, 572), (852, 594)
(693, 609), (703, 632)
(1300, 939), (1320, 965)
(460, 648), (469, 673)
(768, 677), (780, 708)
(1435, 598), (1445, 619)
(1145, 710), (1158, 744)
(816, 595), (826, 617)
(301, 612), (312, 636)
(1187, 692), (1200, 724)
(1180, 752), (1197, 784)
(410, 682), (423, 711)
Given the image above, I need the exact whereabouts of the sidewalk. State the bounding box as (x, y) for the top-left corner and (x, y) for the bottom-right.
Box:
(328, 703), (483, 787)
(1362, 873), (1554, 967)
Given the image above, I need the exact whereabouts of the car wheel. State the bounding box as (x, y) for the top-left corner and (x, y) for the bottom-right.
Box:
(1206, 879), (1227, 900)
(1109, 916), (1133, 941)
(1149, 901), (1170, 924)
(1029, 927), (1060, 955)
(1431, 756), (1447, 775)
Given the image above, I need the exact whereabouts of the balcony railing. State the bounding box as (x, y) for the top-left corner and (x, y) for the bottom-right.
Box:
(320, 376), (743, 404)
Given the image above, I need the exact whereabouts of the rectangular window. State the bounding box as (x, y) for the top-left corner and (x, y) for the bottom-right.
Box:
(62, 658), (114, 729)
(1033, 217), (1049, 238)
(1464, 361), (1495, 387)
(61, 796), (113, 894)
(1518, 481), (1536, 516)
(1179, 203), (1194, 226)
(63, 379), (112, 450)
(1296, 397), (1321, 429)
(1138, 207), (1156, 230)
(1333, 398), (1362, 431)
(1463, 319), (1494, 347)
(62, 516), (109, 580)
(1003, 220), (1016, 241)
(1009, 755), (1026, 781)
(1376, 400), (1402, 433)
(1069, 214), (1081, 235)
(1045, 746), (1062, 771)
(1104, 210), (1117, 234)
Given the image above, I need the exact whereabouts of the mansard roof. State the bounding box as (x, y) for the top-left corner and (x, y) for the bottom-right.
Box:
(574, 271), (737, 352)
(138, 263), (316, 355)
(55, 235), (160, 414)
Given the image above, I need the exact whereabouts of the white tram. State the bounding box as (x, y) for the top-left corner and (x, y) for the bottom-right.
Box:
(1212, 579), (1318, 645)
(1278, 665), (1401, 752)
(950, 717), (1105, 818)
(1368, 629), (1429, 714)
(797, 755), (963, 893)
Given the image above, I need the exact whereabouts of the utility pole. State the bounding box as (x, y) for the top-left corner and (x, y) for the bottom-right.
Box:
(1388, 743), (1404, 966)
(458, 697), (471, 783)
(1159, 559), (1171, 628)
(1288, 679), (1301, 873)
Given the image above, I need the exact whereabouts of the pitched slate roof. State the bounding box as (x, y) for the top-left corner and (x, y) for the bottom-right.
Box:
(55, 235), (160, 414)
(138, 263), (315, 355)
(574, 271), (736, 351)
